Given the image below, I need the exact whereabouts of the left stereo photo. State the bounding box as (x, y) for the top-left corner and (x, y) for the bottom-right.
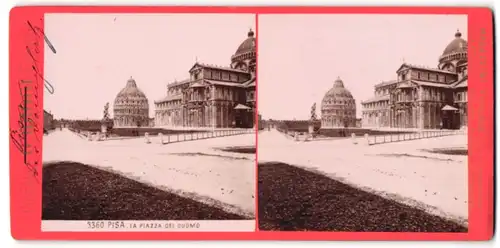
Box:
(41, 13), (257, 232)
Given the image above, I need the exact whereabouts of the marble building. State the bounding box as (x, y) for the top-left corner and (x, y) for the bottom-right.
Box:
(320, 77), (357, 128)
(154, 29), (256, 128)
(113, 77), (150, 128)
(361, 29), (468, 130)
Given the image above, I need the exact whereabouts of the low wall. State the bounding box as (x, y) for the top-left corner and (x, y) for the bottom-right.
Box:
(318, 128), (414, 137)
(156, 129), (254, 144)
(366, 130), (465, 145)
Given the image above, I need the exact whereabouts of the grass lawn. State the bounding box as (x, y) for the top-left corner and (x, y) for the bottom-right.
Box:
(258, 162), (467, 232)
(42, 162), (247, 220)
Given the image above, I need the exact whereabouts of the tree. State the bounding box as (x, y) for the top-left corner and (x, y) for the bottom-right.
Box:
(103, 102), (110, 121)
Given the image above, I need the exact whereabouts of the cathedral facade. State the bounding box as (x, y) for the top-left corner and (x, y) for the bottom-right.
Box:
(154, 29), (256, 128)
(361, 29), (468, 130)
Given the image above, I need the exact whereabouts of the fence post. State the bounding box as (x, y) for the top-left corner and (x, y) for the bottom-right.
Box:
(365, 133), (370, 146)
(159, 133), (163, 144)
(351, 133), (357, 144)
(145, 132), (151, 144)
(168, 134), (171, 143)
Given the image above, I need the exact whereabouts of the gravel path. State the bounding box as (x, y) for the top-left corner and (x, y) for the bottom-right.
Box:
(258, 162), (467, 232)
(42, 162), (247, 220)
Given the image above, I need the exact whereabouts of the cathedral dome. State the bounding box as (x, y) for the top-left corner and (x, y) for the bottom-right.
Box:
(320, 77), (357, 128)
(442, 29), (468, 56)
(234, 29), (256, 56)
(116, 77), (147, 98)
(322, 77), (354, 103)
(113, 77), (150, 127)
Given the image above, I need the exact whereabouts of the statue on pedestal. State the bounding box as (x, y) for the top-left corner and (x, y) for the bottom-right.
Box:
(101, 102), (113, 137)
(308, 103), (318, 137)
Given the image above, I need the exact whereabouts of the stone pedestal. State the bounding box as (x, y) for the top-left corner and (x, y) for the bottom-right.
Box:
(158, 133), (164, 144)
(308, 123), (314, 135)
(87, 132), (92, 141)
(364, 133), (370, 146)
(94, 132), (101, 141)
(351, 133), (357, 144)
(307, 121), (314, 140)
(145, 132), (151, 144)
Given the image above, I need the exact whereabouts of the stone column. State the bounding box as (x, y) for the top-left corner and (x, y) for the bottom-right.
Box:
(427, 104), (431, 129)
(411, 106), (418, 128)
(419, 103), (425, 129)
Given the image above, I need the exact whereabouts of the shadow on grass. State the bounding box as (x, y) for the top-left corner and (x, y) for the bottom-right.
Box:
(42, 162), (247, 220)
(216, 146), (256, 154)
(422, 148), (468, 156)
(167, 152), (249, 160)
(258, 162), (467, 232)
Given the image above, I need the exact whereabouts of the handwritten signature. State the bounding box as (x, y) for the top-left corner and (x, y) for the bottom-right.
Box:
(27, 20), (56, 95)
(9, 20), (57, 182)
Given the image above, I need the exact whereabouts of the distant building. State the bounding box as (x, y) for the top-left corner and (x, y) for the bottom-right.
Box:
(320, 77), (357, 128)
(154, 29), (256, 129)
(113, 77), (150, 128)
(361, 29), (468, 129)
(44, 110), (54, 131)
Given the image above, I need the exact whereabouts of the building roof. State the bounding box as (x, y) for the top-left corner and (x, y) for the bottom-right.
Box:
(115, 77), (148, 99)
(234, 103), (251, 110)
(411, 80), (451, 88)
(204, 79), (246, 88)
(442, 105), (458, 111)
(374, 80), (398, 88)
(189, 62), (249, 74)
(242, 77), (256, 88)
(442, 29), (468, 56)
(396, 81), (415, 89)
(451, 75), (468, 88)
(361, 94), (390, 104)
(397, 63), (457, 75)
(322, 77), (354, 99)
(154, 94), (182, 104)
(189, 81), (207, 88)
(167, 78), (191, 88)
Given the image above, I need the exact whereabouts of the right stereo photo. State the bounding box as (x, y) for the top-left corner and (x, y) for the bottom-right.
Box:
(257, 14), (469, 232)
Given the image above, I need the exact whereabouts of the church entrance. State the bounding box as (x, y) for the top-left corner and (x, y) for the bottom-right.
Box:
(441, 105), (460, 129)
(233, 103), (252, 128)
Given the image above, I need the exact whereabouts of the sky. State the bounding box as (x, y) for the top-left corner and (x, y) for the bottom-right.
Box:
(44, 13), (255, 119)
(258, 14), (467, 120)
